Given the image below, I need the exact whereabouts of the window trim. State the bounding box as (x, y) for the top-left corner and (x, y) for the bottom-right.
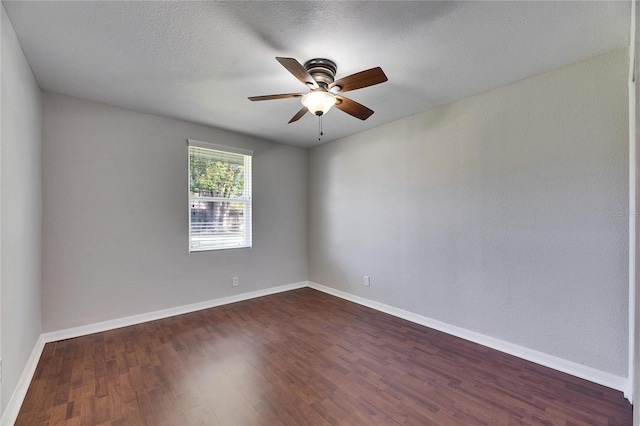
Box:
(187, 139), (253, 252)
(188, 139), (254, 157)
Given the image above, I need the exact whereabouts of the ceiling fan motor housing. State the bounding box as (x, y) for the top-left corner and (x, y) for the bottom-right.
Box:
(304, 58), (337, 87)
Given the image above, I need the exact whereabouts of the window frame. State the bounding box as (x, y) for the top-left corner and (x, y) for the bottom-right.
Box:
(187, 139), (253, 252)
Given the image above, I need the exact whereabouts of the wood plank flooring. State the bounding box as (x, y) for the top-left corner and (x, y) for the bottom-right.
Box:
(16, 288), (632, 425)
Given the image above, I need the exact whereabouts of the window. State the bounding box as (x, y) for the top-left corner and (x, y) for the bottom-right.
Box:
(188, 140), (252, 251)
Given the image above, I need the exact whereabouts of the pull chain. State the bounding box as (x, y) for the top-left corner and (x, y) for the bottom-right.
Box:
(318, 115), (324, 141)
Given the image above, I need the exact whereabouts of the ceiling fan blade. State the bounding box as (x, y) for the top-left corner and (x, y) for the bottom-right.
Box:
(248, 93), (303, 101)
(288, 106), (309, 124)
(334, 95), (374, 120)
(276, 57), (319, 89)
(329, 67), (388, 93)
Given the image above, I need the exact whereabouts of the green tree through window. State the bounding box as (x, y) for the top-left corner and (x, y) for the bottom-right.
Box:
(188, 142), (252, 251)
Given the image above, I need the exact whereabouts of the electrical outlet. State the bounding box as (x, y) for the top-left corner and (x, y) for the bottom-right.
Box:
(364, 275), (370, 287)
(232, 276), (239, 287)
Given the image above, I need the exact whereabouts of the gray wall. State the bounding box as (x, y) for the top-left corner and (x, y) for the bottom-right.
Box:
(309, 49), (629, 376)
(634, 4), (639, 423)
(41, 93), (308, 331)
(1, 5), (42, 414)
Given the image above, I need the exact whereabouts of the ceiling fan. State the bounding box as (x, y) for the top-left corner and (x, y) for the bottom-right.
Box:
(248, 57), (388, 124)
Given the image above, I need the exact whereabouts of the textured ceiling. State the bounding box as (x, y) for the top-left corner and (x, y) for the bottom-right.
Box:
(2, 1), (631, 148)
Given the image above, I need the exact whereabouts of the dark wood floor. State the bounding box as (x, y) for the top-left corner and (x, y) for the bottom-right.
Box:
(16, 288), (632, 425)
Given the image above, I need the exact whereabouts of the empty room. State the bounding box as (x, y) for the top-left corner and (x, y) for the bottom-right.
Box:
(2, 1), (639, 425)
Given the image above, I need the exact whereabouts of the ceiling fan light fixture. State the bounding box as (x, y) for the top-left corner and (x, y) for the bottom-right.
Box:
(301, 90), (336, 116)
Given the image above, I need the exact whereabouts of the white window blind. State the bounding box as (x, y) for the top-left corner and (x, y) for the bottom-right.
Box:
(188, 140), (252, 251)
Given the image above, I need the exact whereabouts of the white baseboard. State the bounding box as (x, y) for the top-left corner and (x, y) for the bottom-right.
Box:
(1, 335), (46, 426)
(1, 281), (306, 426)
(306, 281), (630, 395)
(42, 282), (307, 343)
